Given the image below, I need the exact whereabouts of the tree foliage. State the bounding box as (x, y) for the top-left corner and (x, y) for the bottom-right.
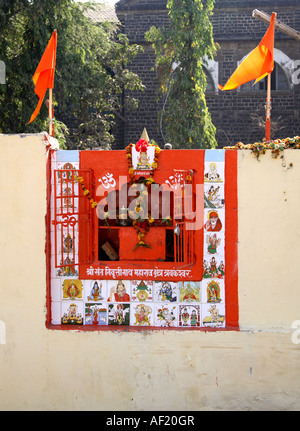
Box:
(145, 0), (218, 149)
(0, 0), (144, 148)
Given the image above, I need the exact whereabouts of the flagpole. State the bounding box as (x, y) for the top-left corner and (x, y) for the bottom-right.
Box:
(49, 88), (53, 137)
(265, 73), (271, 141)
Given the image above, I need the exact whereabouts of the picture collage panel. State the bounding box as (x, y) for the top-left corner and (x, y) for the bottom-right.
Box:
(50, 150), (228, 329)
(52, 278), (225, 328)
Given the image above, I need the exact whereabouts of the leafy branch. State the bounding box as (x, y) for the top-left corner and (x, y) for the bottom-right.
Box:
(145, 0), (218, 149)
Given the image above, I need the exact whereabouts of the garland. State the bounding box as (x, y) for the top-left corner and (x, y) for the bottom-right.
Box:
(224, 136), (300, 160)
(126, 138), (161, 182)
(74, 174), (97, 208)
(125, 139), (169, 251)
(74, 139), (172, 252)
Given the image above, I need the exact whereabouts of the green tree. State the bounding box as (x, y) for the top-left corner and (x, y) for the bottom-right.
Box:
(145, 0), (218, 149)
(0, 0), (144, 148)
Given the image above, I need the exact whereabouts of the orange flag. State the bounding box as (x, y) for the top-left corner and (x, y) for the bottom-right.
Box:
(28, 30), (57, 124)
(218, 13), (276, 91)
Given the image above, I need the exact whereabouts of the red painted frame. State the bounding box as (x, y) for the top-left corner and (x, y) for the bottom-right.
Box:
(78, 149), (205, 282)
(45, 149), (239, 331)
(45, 149), (52, 328)
(224, 150), (239, 328)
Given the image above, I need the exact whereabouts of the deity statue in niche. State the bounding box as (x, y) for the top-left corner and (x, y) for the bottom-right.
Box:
(135, 133), (151, 170)
(131, 131), (155, 172)
(137, 147), (150, 169)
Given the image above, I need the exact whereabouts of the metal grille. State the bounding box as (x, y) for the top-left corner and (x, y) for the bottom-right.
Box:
(173, 170), (195, 267)
(53, 168), (93, 270)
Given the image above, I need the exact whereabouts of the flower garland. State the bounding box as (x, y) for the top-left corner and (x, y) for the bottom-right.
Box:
(74, 174), (97, 208)
(125, 139), (164, 250)
(73, 139), (172, 252)
(224, 136), (300, 160)
(126, 139), (161, 183)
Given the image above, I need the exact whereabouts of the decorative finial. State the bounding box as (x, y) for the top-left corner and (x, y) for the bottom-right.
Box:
(140, 128), (149, 142)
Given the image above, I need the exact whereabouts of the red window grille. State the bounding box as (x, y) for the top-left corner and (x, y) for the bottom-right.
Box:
(173, 169), (196, 268)
(53, 168), (93, 272)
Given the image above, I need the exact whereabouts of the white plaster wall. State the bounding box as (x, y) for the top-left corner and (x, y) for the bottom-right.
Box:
(238, 149), (300, 330)
(0, 135), (299, 411)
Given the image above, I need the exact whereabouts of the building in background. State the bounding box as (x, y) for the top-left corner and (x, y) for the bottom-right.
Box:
(107, 0), (300, 148)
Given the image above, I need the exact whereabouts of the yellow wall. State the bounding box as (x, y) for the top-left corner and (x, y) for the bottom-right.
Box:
(0, 134), (299, 411)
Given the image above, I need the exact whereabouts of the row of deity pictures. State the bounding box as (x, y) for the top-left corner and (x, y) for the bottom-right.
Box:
(55, 300), (225, 328)
(203, 159), (226, 328)
(52, 279), (225, 304)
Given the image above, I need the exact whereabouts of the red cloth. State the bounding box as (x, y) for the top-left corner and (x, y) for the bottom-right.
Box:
(219, 13), (276, 91)
(28, 30), (57, 123)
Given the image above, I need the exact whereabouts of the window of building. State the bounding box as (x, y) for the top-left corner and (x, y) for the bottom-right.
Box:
(240, 62), (289, 92)
(204, 67), (215, 92)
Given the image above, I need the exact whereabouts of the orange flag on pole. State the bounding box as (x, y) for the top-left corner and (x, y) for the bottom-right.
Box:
(218, 13), (276, 91)
(28, 30), (57, 124)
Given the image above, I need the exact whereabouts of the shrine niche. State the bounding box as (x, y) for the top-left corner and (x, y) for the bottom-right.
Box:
(47, 132), (238, 330)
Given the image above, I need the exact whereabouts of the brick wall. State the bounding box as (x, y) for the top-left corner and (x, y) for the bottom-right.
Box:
(114, 0), (300, 149)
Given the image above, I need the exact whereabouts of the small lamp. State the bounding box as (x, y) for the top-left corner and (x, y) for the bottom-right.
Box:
(174, 223), (181, 236)
(119, 206), (128, 226)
